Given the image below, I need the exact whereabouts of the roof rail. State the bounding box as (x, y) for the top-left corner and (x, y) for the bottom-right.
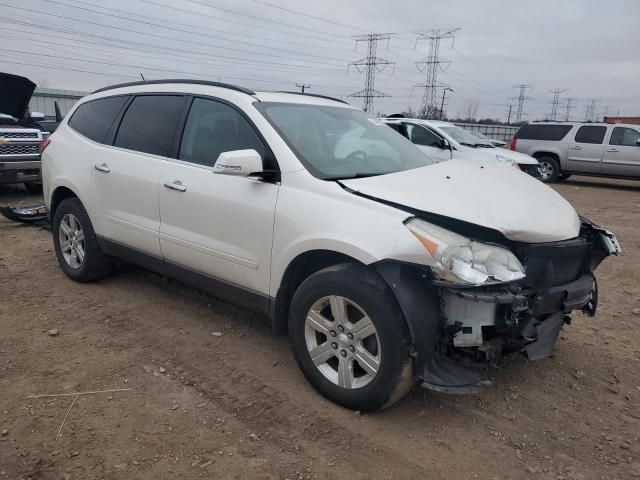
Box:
(92, 79), (255, 96)
(276, 91), (349, 105)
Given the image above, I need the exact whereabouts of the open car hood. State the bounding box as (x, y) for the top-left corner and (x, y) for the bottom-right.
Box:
(341, 159), (580, 243)
(0, 72), (36, 120)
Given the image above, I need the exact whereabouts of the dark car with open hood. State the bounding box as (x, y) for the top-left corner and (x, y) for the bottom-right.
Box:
(0, 71), (48, 192)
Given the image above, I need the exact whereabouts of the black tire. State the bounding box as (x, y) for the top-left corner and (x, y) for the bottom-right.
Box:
(52, 197), (112, 282)
(558, 173), (572, 181)
(537, 156), (560, 183)
(289, 263), (413, 412)
(24, 182), (43, 194)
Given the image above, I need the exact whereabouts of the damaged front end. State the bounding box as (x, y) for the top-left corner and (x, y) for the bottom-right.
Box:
(376, 218), (620, 394)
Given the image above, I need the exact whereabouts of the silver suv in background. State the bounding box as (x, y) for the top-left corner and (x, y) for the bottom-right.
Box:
(510, 121), (640, 182)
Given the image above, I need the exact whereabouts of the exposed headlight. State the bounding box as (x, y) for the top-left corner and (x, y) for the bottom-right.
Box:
(406, 219), (525, 285)
(495, 154), (516, 166)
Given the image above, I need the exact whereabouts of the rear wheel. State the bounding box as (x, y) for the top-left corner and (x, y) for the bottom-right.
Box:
(289, 263), (413, 412)
(52, 197), (112, 282)
(537, 156), (560, 183)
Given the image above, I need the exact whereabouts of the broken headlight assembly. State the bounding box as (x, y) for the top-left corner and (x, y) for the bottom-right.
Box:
(406, 218), (526, 285)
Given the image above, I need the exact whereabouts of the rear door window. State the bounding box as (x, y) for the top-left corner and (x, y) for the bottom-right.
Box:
(114, 95), (185, 157)
(574, 126), (607, 144)
(68, 96), (128, 144)
(514, 124), (573, 141)
(609, 127), (640, 146)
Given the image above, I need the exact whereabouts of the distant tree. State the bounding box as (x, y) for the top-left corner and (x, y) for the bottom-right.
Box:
(37, 78), (50, 88)
(463, 100), (479, 122)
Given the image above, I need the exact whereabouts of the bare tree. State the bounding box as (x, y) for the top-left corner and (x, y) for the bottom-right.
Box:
(464, 99), (479, 122)
(37, 78), (50, 88)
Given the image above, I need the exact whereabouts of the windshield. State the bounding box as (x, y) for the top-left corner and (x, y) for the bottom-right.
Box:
(255, 102), (434, 179)
(440, 125), (492, 147)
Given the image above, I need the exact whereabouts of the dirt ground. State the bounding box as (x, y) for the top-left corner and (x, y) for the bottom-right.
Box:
(0, 176), (639, 480)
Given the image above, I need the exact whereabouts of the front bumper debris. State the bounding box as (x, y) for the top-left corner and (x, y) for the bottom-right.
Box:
(0, 203), (49, 227)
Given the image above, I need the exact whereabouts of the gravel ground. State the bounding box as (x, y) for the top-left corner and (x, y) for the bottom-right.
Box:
(0, 176), (639, 480)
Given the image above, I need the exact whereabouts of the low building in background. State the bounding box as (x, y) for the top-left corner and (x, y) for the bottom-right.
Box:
(29, 87), (89, 120)
(604, 116), (640, 125)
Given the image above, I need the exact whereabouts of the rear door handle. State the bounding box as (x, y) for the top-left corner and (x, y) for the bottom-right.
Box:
(94, 163), (110, 173)
(606, 148), (619, 152)
(570, 146), (582, 150)
(164, 181), (187, 192)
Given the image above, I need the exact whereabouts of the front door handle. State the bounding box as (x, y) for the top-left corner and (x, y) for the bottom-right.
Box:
(94, 163), (110, 173)
(164, 181), (187, 192)
(570, 146), (582, 151)
(606, 148), (619, 152)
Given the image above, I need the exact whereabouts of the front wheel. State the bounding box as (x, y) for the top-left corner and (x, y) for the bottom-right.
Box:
(289, 263), (414, 412)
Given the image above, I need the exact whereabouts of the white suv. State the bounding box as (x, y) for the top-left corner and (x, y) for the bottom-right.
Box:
(42, 80), (619, 411)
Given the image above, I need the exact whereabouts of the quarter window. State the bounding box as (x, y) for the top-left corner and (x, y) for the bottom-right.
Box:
(574, 126), (607, 144)
(68, 96), (128, 144)
(114, 95), (185, 157)
(609, 127), (640, 146)
(179, 98), (266, 166)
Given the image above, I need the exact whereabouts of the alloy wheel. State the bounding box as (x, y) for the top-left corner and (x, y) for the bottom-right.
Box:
(538, 161), (554, 181)
(58, 213), (85, 269)
(304, 295), (381, 389)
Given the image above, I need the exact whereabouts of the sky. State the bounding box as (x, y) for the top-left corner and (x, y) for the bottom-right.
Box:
(1, 0), (639, 122)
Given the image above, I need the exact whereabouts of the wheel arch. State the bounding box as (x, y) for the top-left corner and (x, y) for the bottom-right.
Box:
(271, 249), (367, 335)
(532, 151), (562, 168)
(49, 185), (80, 221)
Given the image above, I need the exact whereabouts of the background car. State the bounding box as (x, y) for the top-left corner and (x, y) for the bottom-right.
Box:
(468, 130), (508, 148)
(380, 117), (540, 175)
(510, 121), (640, 182)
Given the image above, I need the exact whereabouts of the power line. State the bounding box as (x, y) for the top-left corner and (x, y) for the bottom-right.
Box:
(134, 0), (352, 46)
(248, 0), (370, 33)
(413, 28), (459, 119)
(20, 0), (351, 64)
(64, 0), (356, 54)
(183, 0), (354, 42)
(0, 14), (349, 73)
(348, 33), (395, 113)
(546, 88), (567, 121)
(0, 3), (348, 66)
(511, 84), (533, 123)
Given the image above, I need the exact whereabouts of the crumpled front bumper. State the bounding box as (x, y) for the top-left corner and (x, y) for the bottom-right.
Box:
(375, 221), (620, 395)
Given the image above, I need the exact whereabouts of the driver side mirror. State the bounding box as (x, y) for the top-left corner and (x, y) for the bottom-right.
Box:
(636, 138), (640, 146)
(440, 138), (452, 150)
(30, 112), (45, 121)
(213, 149), (263, 177)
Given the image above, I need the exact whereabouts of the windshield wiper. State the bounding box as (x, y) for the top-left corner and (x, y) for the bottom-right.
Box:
(460, 142), (477, 147)
(324, 172), (385, 181)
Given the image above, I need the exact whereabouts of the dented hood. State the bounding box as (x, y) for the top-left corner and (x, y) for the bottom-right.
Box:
(341, 159), (580, 243)
(0, 72), (36, 120)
